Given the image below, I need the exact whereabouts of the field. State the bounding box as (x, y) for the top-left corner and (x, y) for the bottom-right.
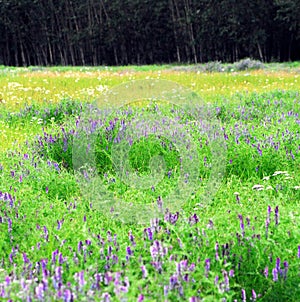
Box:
(0, 64), (300, 301)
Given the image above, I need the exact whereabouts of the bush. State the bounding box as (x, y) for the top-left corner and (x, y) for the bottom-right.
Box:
(233, 58), (264, 71)
(203, 61), (224, 72)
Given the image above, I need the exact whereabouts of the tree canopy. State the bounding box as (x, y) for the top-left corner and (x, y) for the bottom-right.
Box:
(0, 0), (299, 66)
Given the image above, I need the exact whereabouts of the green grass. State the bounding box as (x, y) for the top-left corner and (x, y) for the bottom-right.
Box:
(0, 66), (299, 301)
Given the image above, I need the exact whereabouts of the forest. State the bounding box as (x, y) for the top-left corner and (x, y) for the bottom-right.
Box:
(0, 0), (300, 66)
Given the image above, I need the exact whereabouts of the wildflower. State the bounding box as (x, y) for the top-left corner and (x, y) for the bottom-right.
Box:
(189, 213), (199, 225)
(241, 289), (246, 301)
(272, 267), (278, 281)
(275, 206), (279, 225)
(283, 261), (288, 280)
(238, 214), (245, 237)
(252, 289), (257, 300)
(264, 266), (268, 278)
(141, 265), (148, 278)
(204, 258), (210, 277)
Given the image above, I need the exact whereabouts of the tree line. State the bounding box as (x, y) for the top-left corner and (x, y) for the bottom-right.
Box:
(0, 0), (300, 66)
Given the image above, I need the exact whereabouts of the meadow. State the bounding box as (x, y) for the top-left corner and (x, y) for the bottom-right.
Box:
(0, 63), (299, 301)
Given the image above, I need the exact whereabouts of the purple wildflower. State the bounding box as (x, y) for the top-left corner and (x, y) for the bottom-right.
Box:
(169, 274), (178, 290)
(238, 214), (245, 237)
(272, 268), (278, 282)
(189, 213), (199, 225)
(264, 266), (268, 278)
(241, 289), (246, 301)
(252, 289), (257, 300)
(283, 261), (288, 280)
(35, 283), (44, 300)
(141, 265), (148, 278)
(204, 258), (210, 277)
(64, 289), (72, 302)
(298, 245), (300, 258)
(275, 206), (279, 225)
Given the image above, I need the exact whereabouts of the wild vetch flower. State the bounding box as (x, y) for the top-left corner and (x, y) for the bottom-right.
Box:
(204, 258), (210, 277)
(283, 261), (288, 280)
(23, 252), (30, 264)
(223, 270), (230, 291)
(241, 289), (246, 301)
(238, 214), (245, 237)
(252, 289), (257, 300)
(78, 241), (83, 253)
(169, 274), (178, 290)
(141, 265), (148, 278)
(126, 246), (133, 260)
(275, 206), (279, 225)
(234, 192), (240, 202)
(52, 249), (59, 264)
(298, 245), (300, 258)
(144, 228), (153, 241)
(64, 289), (72, 302)
(189, 213), (199, 225)
(7, 218), (12, 232)
(157, 196), (163, 211)
(43, 226), (49, 242)
(276, 257), (281, 272)
(272, 268), (278, 281)
(128, 231), (136, 246)
(35, 283), (44, 300)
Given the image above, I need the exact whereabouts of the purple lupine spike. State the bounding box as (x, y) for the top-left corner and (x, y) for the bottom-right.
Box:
(238, 214), (245, 237)
(189, 213), (199, 225)
(7, 218), (12, 232)
(23, 252), (30, 264)
(78, 271), (85, 288)
(223, 270), (229, 291)
(204, 258), (210, 277)
(128, 231), (136, 246)
(157, 196), (163, 211)
(64, 289), (72, 302)
(35, 283), (44, 300)
(58, 253), (65, 265)
(267, 205), (271, 218)
(43, 226), (49, 241)
(241, 289), (246, 301)
(126, 246), (132, 260)
(145, 228), (153, 241)
(102, 292), (111, 302)
(275, 206), (279, 225)
(169, 275), (178, 290)
(52, 249), (59, 264)
(5, 276), (10, 286)
(164, 285), (169, 296)
(141, 265), (148, 278)
(214, 275), (219, 286)
(283, 261), (288, 280)
(85, 239), (91, 246)
(276, 257), (281, 272)
(78, 241), (83, 253)
(272, 268), (278, 281)
(55, 266), (62, 282)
